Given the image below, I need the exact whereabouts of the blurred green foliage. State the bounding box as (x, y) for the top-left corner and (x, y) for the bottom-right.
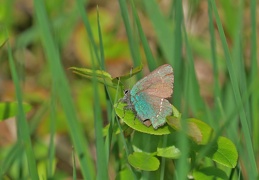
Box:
(0, 0), (258, 179)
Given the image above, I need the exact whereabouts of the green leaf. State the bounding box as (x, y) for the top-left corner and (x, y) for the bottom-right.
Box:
(0, 102), (32, 121)
(69, 67), (116, 87)
(102, 123), (131, 137)
(157, 146), (181, 159)
(188, 118), (213, 145)
(172, 105), (181, 119)
(167, 117), (212, 144)
(70, 65), (143, 88)
(114, 102), (174, 135)
(193, 166), (228, 180)
(116, 167), (135, 180)
(128, 152), (159, 171)
(207, 136), (238, 168)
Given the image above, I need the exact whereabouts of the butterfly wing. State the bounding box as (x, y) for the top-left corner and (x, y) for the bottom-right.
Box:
(132, 92), (172, 129)
(130, 64), (174, 98)
(130, 64), (174, 129)
(147, 97), (172, 129)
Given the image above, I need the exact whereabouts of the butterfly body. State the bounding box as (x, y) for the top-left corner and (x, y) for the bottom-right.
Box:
(121, 64), (174, 129)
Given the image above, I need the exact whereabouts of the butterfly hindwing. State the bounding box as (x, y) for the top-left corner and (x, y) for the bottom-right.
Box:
(131, 92), (172, 129)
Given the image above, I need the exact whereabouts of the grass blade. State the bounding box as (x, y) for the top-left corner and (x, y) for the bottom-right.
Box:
(33, 0), (94, 179)
(7, 34), (39, 179)
(118, 0), (142, 71)
(249, 0), (259, 153)
(210, 0), (258, 178)
(130, 0), (157, 71)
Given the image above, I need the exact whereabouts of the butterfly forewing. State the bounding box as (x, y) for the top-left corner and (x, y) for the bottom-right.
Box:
(131, 64), (174, 98)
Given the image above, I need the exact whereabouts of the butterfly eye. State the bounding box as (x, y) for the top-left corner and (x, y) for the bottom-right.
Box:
(124, 90), (129, 95)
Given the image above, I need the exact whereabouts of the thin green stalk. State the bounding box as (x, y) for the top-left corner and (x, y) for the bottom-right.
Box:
(72, 148), (77, 180)
(207, 0), (221, 129)
(47, 91), (57, 178)
(7, 35), (39, 179)
(34, 0), (94, 179)
(92, 9), (108, 180)
(211, 0), (258, 178)
(143, 0), (174, 62)
(76, 0), (101, 66)
(0, 143), (22, 177)
(250, 0), (259, 152)
(171, 0), (183, 109)
(118, 0), (142, 72)
(130, 0), (157, 71)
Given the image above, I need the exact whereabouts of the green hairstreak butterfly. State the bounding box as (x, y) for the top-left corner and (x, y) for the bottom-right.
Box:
(120, 64), (174, 129)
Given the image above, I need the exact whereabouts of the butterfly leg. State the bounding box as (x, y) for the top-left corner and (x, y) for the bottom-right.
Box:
(133, 114), (138, 125)
(122, 106), (127, 118)
(122, 104), (134, 118)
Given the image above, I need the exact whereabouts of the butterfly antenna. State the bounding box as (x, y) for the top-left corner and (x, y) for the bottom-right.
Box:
(129, 66), (133, 89)
(115, 76), (122, 108)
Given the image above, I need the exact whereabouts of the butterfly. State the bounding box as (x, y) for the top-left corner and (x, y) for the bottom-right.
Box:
(120, 64), (174, 129)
